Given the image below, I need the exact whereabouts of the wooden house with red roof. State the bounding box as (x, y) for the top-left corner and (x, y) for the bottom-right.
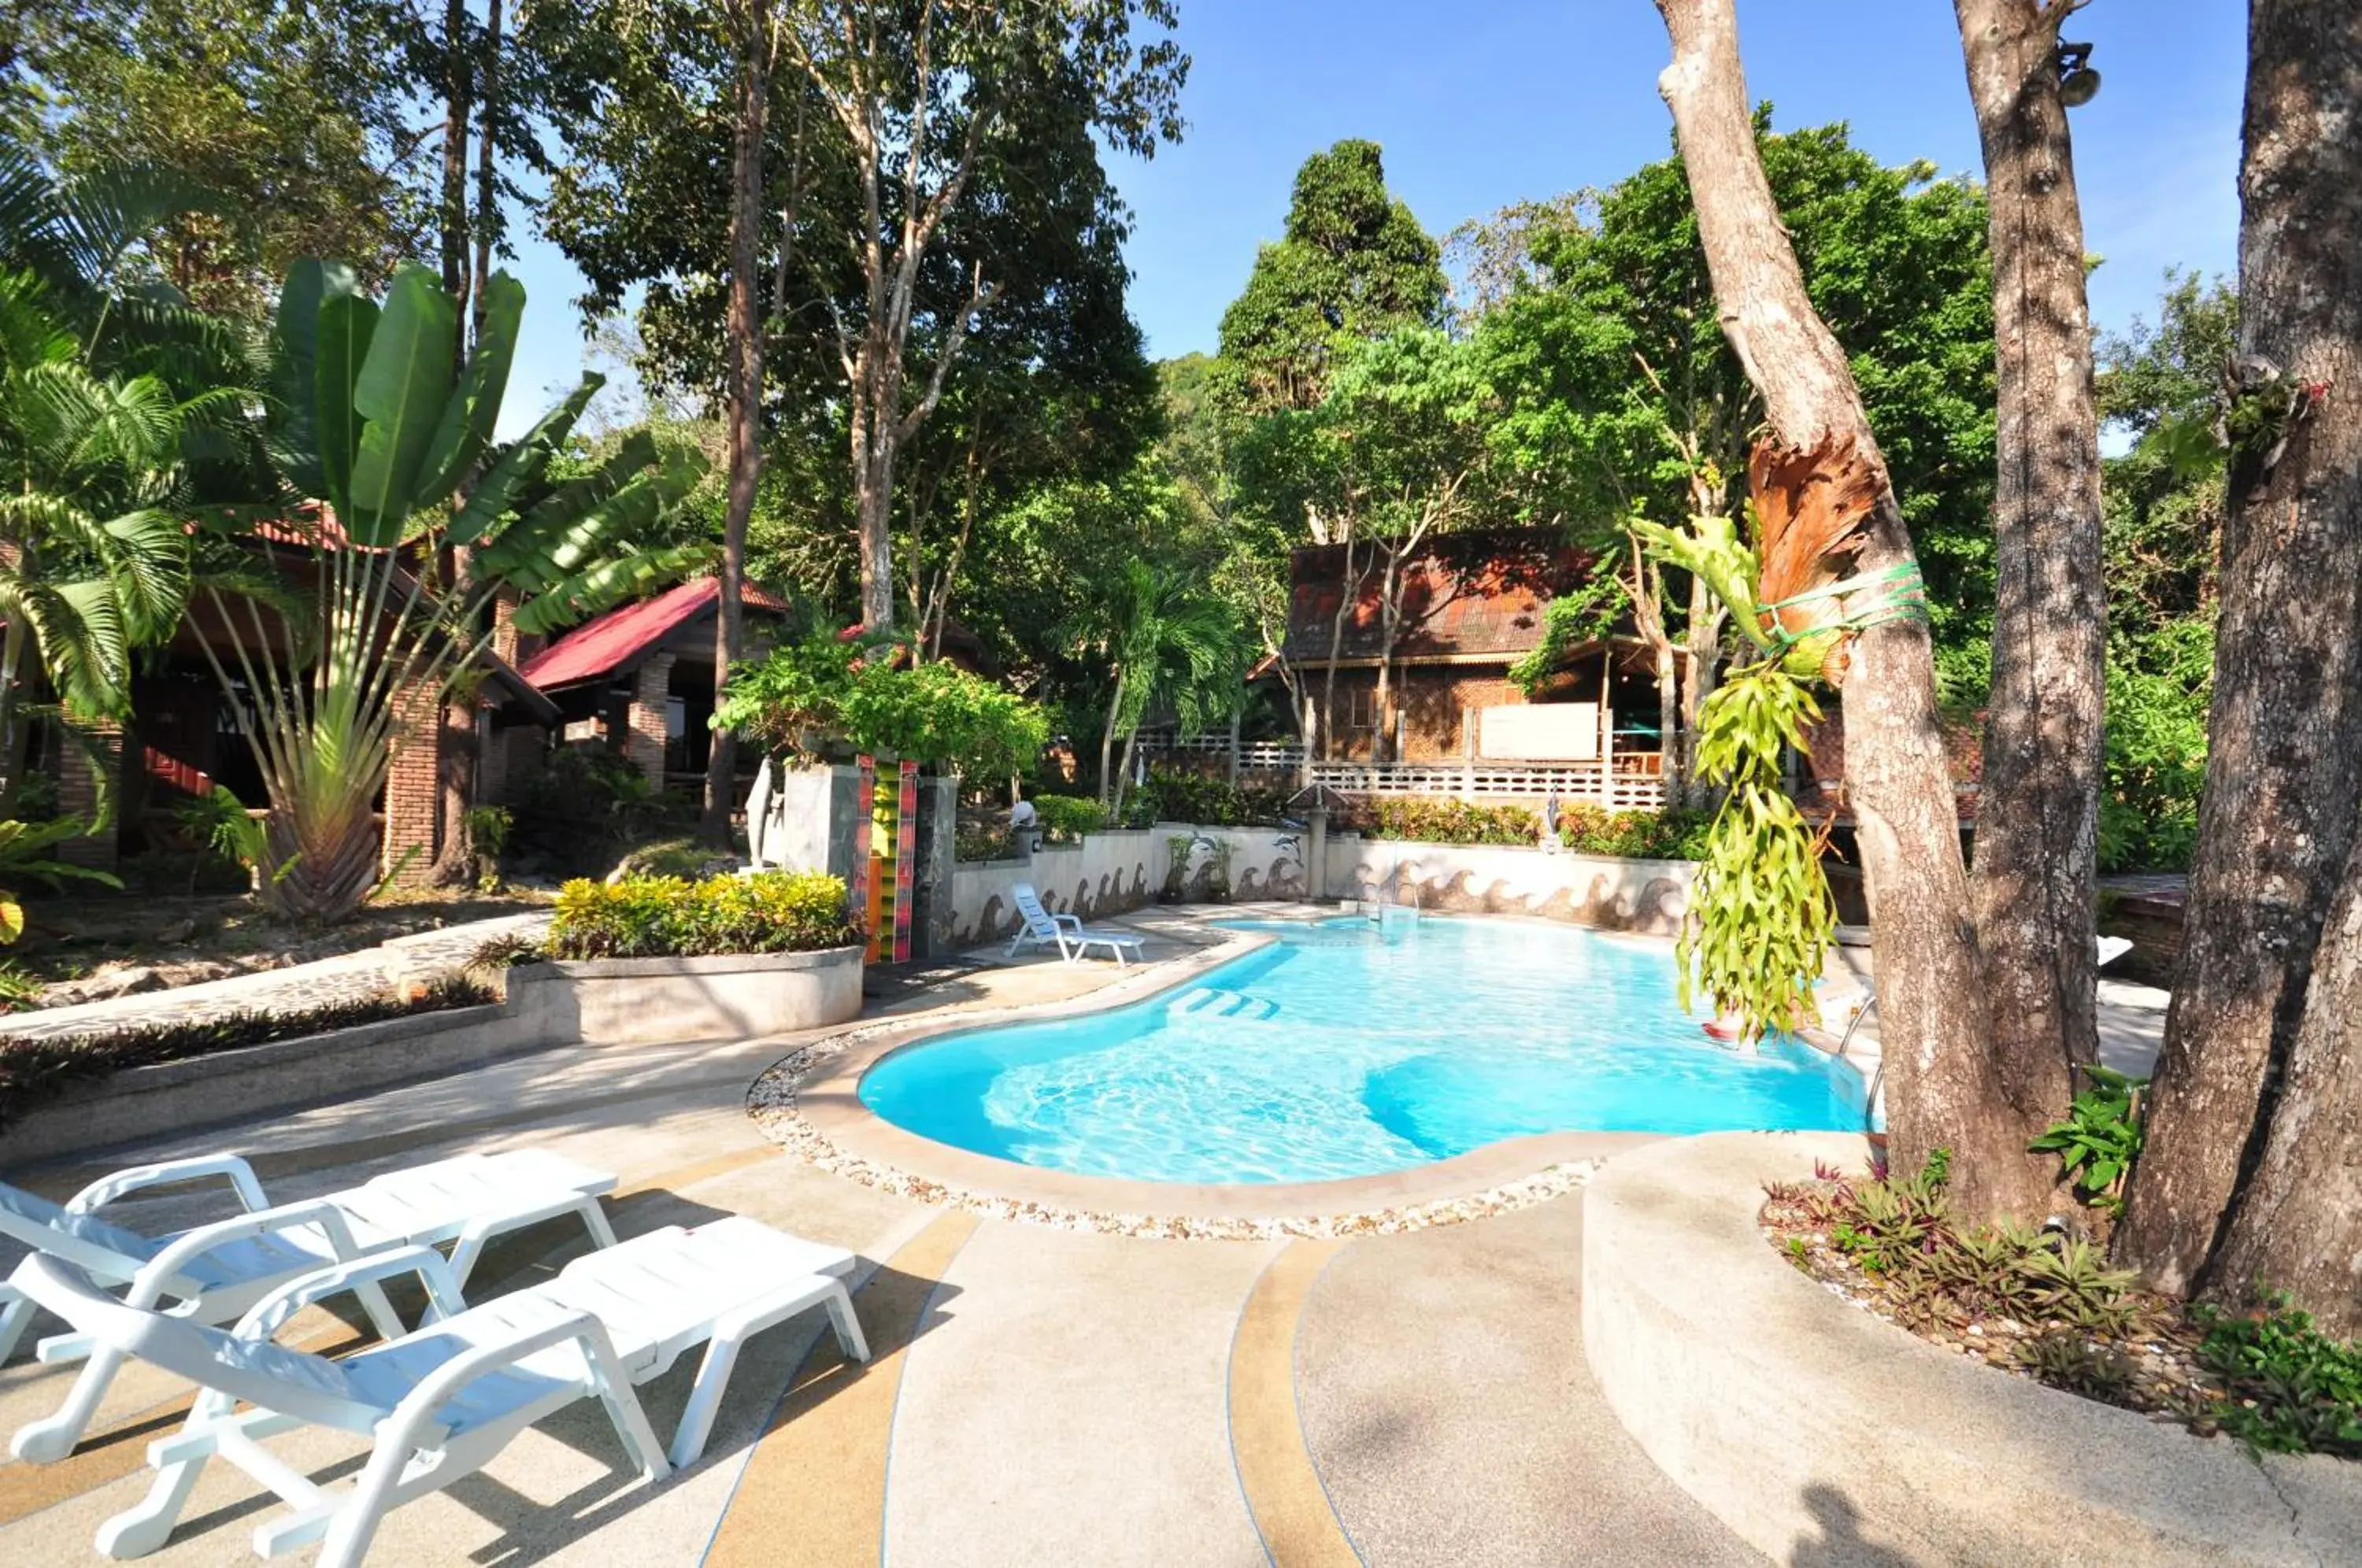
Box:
(513, 576), (795, 794)
(76, 508), (561, 878)
(1271, 527), (1677, 771)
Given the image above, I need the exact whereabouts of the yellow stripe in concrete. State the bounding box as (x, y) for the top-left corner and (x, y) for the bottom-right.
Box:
(1229, 1239), (1361, 1566)
(0, 1322), (366, 1527)
(703, 1207), (980, 1568)
(606, 1146), (779, 1207)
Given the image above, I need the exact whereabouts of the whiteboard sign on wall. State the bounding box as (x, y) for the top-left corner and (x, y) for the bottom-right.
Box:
(1479, 704), (1600, 760)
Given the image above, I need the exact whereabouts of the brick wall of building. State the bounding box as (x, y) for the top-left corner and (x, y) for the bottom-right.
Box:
(55, 719), (122, 868)
(382, 679), (443, 886)
(626, 653), (675, 786)
(1397, 669), (1535, 760)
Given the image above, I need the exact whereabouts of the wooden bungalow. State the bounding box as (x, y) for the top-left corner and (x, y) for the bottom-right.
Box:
(1270, 527), (1686, 776)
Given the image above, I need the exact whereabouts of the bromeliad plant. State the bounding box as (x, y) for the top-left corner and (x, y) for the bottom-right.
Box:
(196, 261), (707, 923)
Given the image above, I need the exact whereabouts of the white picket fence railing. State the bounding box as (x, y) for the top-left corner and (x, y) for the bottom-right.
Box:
(1141, 733), (1308, 768)
(1136, 733), (1668, 808)
(1309, 761), (1664, 811)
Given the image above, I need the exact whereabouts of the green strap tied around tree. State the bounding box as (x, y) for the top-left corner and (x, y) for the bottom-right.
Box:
(1758, 561), (1929, 646)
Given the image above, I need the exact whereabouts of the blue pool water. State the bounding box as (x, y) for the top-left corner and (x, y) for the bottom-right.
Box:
(859, 916), (1866, 1184)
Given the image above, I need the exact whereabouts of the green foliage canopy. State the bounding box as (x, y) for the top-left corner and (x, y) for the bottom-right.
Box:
(1214, 139), (1445, 418)
(716, 627), (1050, 782)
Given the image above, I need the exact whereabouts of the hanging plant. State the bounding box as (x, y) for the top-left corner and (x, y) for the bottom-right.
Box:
(1632, 433), (1926, 1042)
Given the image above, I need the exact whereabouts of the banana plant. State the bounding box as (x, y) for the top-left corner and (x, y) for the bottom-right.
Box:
(196, 261), (708, 923)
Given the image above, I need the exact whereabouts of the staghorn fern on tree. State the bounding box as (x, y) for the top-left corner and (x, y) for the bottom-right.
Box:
(1632, 433), (1913, 1043)
(194, 261), (709, 923)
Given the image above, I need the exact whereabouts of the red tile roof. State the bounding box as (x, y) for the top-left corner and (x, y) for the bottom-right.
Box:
(516, 577), (787, 691)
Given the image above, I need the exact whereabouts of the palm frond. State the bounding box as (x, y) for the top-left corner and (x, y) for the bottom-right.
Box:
(28, 578), (129, 718)
(51, 163), (215, 298)
(100, 508), (193, 641)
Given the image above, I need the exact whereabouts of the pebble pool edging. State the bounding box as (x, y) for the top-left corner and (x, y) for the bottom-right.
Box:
(746, 1014), (1601, 1240)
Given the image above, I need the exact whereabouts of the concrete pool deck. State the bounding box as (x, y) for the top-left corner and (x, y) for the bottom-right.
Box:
(0, 904), (2170, 1565)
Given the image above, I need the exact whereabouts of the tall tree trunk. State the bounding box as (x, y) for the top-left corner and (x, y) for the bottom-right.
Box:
(854, 347), (900, 629)
(1111, 723), (1141, 825)
(704, 2), (769, 841)
(1319, 536), (1359, 762)
(2205, 821), (2362, 1334)
(2119, 0), (2362, 1296)
(1953, 0), (2108, 1213)
(1096, 664), (1124, 807)
(438, 0), (471, 337)
(1653, 0), (2027, 1218)
(468, 0), (502, 346)
(0, 621), (25, 820)
(1372, 544), (1404, 764)
(1679, 550), (1727, 809)
(429, 0), (508, 888)
(1627, 544), (1683, 808)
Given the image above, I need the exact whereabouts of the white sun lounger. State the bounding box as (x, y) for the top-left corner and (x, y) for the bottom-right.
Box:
(7, 1216), (868, 1565)
(1, 1149), (619, 1461)
(1005, 882), (1144, 967)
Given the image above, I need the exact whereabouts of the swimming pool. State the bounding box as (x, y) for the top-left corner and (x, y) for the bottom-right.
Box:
(857, 916), (1865, 1185)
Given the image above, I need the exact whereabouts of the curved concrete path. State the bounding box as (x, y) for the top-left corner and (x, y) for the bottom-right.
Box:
(0, 943), (1757, 1566)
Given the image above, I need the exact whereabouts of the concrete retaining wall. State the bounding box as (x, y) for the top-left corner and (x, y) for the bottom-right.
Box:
(949, 823), (1311, 945)
(952, 829), (1159, 945)
(2, 945), (865, 1168)
(1583, 1133), (2362, 1566)
(1326, 836), (1692, 936)
(2, 1005), (543, 1166)
(504, 945), (864, 1046)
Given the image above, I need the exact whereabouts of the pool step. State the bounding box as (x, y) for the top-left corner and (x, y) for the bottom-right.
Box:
(1167, 987), (1279, 1023)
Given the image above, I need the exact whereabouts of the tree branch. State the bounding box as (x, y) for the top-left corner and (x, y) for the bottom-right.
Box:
(896, 262), (998, 442)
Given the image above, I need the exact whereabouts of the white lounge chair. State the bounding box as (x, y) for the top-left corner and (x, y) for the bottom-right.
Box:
(1, 1148), (618, 1461)
(1005, 882), (1145, 967)
(8, 1215), (869, 1565)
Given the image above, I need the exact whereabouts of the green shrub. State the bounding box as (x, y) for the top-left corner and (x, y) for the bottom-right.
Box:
(0, 978), (494, 1128)
(2029, 1065), (2147, 1214)
(1031, 794), (1108, 844)
(1363, 798), (1541, 845)
(546, 870), (857, 960)
(2195, 1295), (2362, 1458)
(1138, 767), (1288, 827)
(716, 627), (1049, 778)
(956, 827), (1013, 863)
(1557, 803), (1715, 860)
(605, 834), (741, 882)
(512, 745), (687, 869)
(1762, 1152), (2148, 1341)
(1348, 796), (1711, 856)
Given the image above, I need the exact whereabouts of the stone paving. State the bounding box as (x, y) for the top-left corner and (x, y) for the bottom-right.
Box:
(0, 908), (2178, 1566)
(0, 912), (550, 1041)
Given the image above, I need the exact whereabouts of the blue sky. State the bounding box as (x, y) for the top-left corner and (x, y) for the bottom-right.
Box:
(502, 0), (2245, 427)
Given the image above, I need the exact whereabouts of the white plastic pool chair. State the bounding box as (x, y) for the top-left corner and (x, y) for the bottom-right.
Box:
(1, 1149), (619, 1461)
(9, 1249), (669, 1568)
(1005, 882), (1145, 967)
(9, 1216), (869, 1563)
